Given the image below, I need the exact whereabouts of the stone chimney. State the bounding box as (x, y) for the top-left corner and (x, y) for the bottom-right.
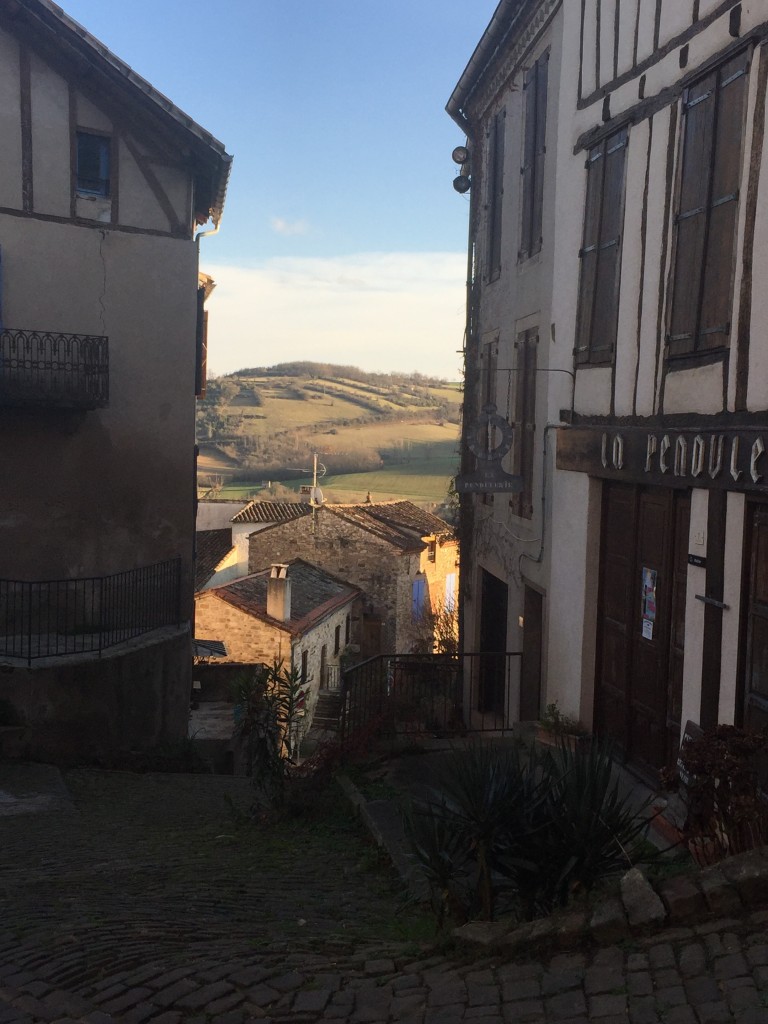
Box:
(266, 564), (291, 621)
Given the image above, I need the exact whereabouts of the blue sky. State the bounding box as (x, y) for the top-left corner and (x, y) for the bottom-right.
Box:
(60, 0), (499, 376)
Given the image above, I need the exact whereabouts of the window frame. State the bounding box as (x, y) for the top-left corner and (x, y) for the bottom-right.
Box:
(519, 49), (549, 262)
(486, 109), (506, 282)
(573, 126), (629, 366)
(75, 130), (112, 198)
(665, 50), (750, 363)
(509, 328), (538, 520)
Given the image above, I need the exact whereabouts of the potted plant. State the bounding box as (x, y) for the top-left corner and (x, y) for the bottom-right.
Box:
(536, 701), (590, 751)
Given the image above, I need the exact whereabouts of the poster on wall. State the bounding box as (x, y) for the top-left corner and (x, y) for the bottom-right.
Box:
(641, 566), (657, 639)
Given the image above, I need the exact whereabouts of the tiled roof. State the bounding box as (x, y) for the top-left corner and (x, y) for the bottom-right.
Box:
(208, 559), (358, 636)
(194, 529), (235, 591)
(327, 500), (454, 551)
(231, 500), (312, 525)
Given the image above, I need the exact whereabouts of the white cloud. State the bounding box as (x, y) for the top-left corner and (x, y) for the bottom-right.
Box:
(270, 216), (310, 237)
(203, 252), (467, 378)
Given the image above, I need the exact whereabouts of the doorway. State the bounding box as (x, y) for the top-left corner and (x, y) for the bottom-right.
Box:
(520, 586), (543, 720)
(478, 568), (509, 714)
(595, 482), (690, 773)
(739, 502), (768, 732)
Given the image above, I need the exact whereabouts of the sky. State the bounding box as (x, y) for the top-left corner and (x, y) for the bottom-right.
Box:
(59, 0), (501, 379)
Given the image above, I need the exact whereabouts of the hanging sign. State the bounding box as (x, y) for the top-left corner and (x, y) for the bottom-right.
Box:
(454, 404), (524, 493)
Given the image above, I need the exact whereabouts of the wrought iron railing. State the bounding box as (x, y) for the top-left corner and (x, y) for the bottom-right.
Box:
(0, 559), (182, 665)
(339, 652), (522, 744)
(0, 328), (109, 408)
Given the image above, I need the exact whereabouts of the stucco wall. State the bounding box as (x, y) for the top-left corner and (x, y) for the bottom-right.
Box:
(0, 628), (191, 762)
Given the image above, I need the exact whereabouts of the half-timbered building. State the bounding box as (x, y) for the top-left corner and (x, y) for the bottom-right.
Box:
(450, 0), (768, 776)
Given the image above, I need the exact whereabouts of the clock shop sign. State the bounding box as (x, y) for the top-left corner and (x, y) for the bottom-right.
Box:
(556, 425), (768, 493)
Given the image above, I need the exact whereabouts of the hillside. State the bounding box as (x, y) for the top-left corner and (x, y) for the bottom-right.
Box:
(196, 362), (462, 508)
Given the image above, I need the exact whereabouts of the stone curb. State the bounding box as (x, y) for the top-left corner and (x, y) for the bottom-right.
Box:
(337, 773), (768, 958)
(453, 846), (768, 956)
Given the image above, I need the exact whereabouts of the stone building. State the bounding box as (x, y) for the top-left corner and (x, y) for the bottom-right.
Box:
(194, 560), (361, 733)
(248, 501), (458, 656)
(450, 0), (768, 775)
(0, 0), (231, 759)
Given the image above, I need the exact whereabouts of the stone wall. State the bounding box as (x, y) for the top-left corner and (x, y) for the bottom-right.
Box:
(0, 628), (191, 762)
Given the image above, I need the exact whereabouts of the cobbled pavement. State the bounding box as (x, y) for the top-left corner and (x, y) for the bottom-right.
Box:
(1, 769), (768, 1023)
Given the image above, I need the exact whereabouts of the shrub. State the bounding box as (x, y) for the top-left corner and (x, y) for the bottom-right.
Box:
(664, 724), (768, 865)
(405, 738), (652, 925)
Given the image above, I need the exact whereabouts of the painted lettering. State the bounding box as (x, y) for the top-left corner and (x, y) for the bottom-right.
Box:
(612, 434), (624, 470)
(660, 435), (671, 474)
(731, 437), (742, 482)
(645, 435), (658, 472)
(708, 434), (724, 479)
(691, 435), (705, 477)
(601, 432), (608, 470)
(751, 437), (765, 484)
(674, 436), (688, 477)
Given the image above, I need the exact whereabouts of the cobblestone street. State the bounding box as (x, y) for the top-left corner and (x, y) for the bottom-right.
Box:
(2, 768), (768, 1023)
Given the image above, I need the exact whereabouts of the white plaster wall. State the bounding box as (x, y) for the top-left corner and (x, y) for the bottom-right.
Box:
(664, 362), (724, 415)
(580, 4), (597, 97)
(546, 471), (600, 724)
(599, 0), (617, 87)
(196, 501), (248, 531)
(635, 1), (656, 67)
(573, 367), (612, 415)
(680, 488), (708, 733)
(719, 491), (746, 725)
(658, 0), (695, 46)
(616, 1), (637, 78)
(30, 53), (70, 219)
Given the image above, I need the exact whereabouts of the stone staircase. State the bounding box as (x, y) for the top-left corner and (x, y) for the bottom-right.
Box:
(311, 689), (342, 733)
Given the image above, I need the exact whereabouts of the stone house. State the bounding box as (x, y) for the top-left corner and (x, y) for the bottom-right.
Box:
(0, 0), (231, 760)
(450, 0), (768, 775)
(248, 501), (458, 656)
(194, 560), (361, 734)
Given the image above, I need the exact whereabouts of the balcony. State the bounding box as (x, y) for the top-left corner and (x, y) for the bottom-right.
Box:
(0, 559), (182, 666)
(0, 328), (108, 409)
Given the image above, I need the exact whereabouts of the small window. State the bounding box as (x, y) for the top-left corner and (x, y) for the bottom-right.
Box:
(334, 624), (341, 655)
(412, 577), (426, 621)
(300, 650), (308, 686)
(76, 132), (110, 196)
(345, 614), (351, 645)
(445, 573), (457, 612)
(427, 539), (437, 563)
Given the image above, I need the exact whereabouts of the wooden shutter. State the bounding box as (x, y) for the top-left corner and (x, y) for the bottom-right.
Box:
(575, 128), (627, 364)
(520, 52), (549, 261)
(668, 51), (749, 358)
(511, 329), (537, 519)
(487, 110), (505, 280)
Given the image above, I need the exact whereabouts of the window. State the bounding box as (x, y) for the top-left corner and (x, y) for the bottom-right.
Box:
(300, 650), (308, 686)
(445, 573), (457, 613)
(487, 109), (506, 281)
(667, 51), (749, 359)
(76, 132), (110, 196)
(334, 624), (341, 655)
(510, 328), (537, 519)
(574, 127), (628, 365)
(427, 539), (436, 563)
(520, 51), (549, 261)
(345, 613), (351, 645)
(412, 576), (426, 621)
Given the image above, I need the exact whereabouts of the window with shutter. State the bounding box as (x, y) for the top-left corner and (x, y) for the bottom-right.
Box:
(76, 132), (111, 197)
(520, 51), (549, 261)
(510, 329), (537, 519)
(412, 577), (426, 620)
(574, 127), (628, 366)
(667, 51), (749, 360)
(487, 110), (506, 281)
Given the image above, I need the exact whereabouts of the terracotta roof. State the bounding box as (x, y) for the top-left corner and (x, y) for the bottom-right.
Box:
(16, 0), (232, 225)
(327, 500), (454, 551)
(194, 529), (235, 591)
(206, 559), (358, 636)
(231, 500), (312, 525)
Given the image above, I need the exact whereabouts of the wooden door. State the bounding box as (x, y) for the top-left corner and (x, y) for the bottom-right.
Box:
(596, 483), (689, 772)
(740, 505), (768, 732)
(478, 569), (508, 713)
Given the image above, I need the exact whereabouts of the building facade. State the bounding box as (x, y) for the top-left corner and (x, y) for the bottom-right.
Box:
(451, 0), (768, 775)
(0, 0), (231, 759)
(247, 501), (459, 657)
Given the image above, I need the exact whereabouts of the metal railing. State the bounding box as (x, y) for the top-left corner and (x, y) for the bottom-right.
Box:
(339, 652), (522, 744)
(323, 664), (341, 691)
(0, 558), (182, 665)
(0, 328), (109, 408)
